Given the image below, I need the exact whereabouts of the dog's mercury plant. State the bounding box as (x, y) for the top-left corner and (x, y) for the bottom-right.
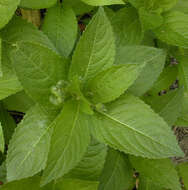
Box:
(0, 0), (187, 189)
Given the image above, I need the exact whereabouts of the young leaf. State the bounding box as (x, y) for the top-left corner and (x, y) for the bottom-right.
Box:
(0, 122), (4, 153)
(143, 88), (184, 126)
(115, 46), (166, 96)
(90, 93), (183, 158)
(154, 11), (188, 48)
(111, 7), (143, 53)
(11, 42), (67, 113)
(41, 100), (90, 186)
(67, 138), (107, 181)
(98, 148), (134, 190)
(19, 0), (57, 9)
(86, 64), (145, 104)
(0, 0), (20, 29)
(6, 105), (53, 182)
(177, 162), (188, 190)
(149, 65), (178, 95)
(42, 3), (78, 58)
(69, 7), (115, 84)
(0, 102), (16, 144)
(80, 0), (124, 6)
(129, 156), (182, 190)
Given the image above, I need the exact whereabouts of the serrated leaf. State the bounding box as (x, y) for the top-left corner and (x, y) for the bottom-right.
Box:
(129, 156), (182, 190)
(80, 0), (124, 6)
(6, 105), (53, 182)
(154, 11), (188, 48)
(115, 46), (166, 96)
(0, 122), (4, 153)
(11, 42), (67, 113)
(178, 162), (188, 189)
(64, 0), (93, 15)
(86, 64), (145, 104)
(42, 3), (78, 58)
(41, 100), (90, 186)
(149, 65), (178, 95)
(0, 102), (16, 144)
(67, 138), (107, 181)
(98, 148), (134, 190)
(111, 7), (143, 54)
(143, 88), (184, 126)
(0, 0), (20, 29)
(3, 91), (34, 113)
(69, 7), (115, 84)
(90, 93), (183, 158)
(19, 0), (57, 9)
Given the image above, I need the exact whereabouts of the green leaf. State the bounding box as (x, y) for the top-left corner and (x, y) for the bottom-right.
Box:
(3, 91), (34, 113)
(129, 156), (182, 190)
(0, 102), (16, 145)
(90, 93), (183, 158)
(86, 64), (145, 104)
(0, 16), (57, 53)
(143, 88), (184, 126)
(173, 0), (188, 14)
(6, 105), (53, 182)
(138, 7), (163, 30)
(138, 177), (166, 190)
(69, 7), (115, 84)
(41, 100), (90, 185)
(129, 0), (178, 12)
(11, 42), (67, 113)
(98, 148), (134, 190)
(54, 178), (98, 190)
(80, 0), (124, 6)
(0, 162), (6, 184)
(0, 0), (20, 29)
(0, 43), (22, 101)
(67, 138), (107, 181)
(154, 11), (188, 48)
(115, 46), (166, 96)
(111, 7), (143, 53)
(149, 65), (178, 95)
(19, 0), (57, 9)
(0, 38), (2, 77)
(177, 162), (188, 190)
(42, 3), (78, 58)
(64, 0), (93, 15)
(0, 122), (4, 153)
(1, 176), (51, 190)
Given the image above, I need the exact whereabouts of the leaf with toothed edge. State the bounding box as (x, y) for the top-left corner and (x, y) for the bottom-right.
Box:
(90, 93), (184, 158)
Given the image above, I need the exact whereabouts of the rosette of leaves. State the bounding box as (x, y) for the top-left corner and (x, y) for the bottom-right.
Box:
(0, 1), (187, 189)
